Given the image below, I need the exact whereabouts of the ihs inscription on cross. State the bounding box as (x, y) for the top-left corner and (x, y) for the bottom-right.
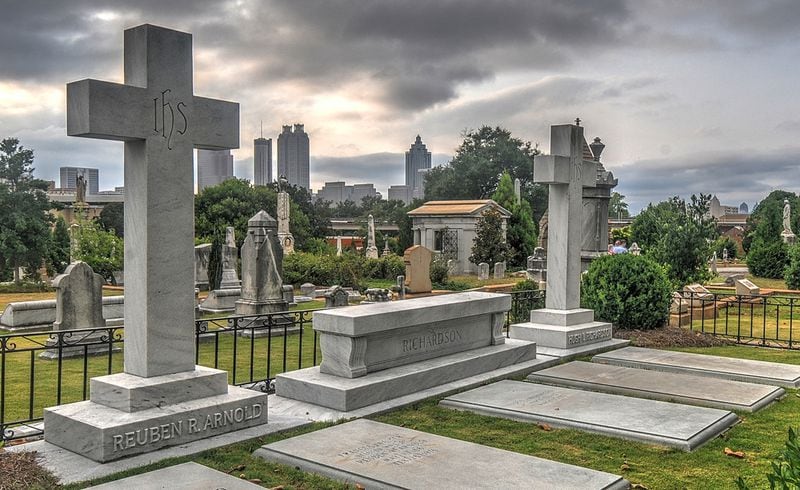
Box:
(66, 24), (239, 378)
(533, 124), (596, 311)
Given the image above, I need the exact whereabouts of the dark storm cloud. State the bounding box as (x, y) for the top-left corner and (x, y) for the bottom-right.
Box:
(614, 147), (800, 213)
(0, 0), (635, 111)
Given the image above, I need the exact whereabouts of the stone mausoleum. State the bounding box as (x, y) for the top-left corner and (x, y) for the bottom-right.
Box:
(407, 200), (511, 275)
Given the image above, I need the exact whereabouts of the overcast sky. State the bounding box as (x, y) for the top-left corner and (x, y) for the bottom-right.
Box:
(1, 0), (798, 212)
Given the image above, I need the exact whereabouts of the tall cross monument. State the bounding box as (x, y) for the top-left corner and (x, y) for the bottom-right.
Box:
(45, 24), (268, 463)
(67, 24), (238, 377)
(508, 124), (627, 356)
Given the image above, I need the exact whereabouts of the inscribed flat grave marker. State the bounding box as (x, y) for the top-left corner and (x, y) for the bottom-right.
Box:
(254, 419), (628, 489)
(594, 346), (800, 388)
(528, 361), (784, 412)
(441, 380), (738, 451)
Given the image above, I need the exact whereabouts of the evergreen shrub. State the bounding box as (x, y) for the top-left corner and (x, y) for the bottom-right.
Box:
(748, 240), (788, 279)
(581, 254), (671, 330)
(785, 244), (800, 290)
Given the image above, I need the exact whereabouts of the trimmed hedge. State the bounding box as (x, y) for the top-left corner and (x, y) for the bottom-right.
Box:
(785, 244), (800, 290)
(748, 240), (788, 279)
(581, 253), (671, 330)
(283, 252), (404, 290)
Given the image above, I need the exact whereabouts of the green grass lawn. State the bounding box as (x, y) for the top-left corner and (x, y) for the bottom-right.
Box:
(59, 345), (800, 490)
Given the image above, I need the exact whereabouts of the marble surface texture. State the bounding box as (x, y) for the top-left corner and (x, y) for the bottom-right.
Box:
(441, 380), (739, 451)
(594, 346), (800, 388)
(255, 419), (629, 490)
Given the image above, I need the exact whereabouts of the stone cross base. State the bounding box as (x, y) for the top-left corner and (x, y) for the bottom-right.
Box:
(782, 231), (796, 245)
(44, 366), (267, 462)
(509, 308), (628, 358)
(365, 246), (379, 259)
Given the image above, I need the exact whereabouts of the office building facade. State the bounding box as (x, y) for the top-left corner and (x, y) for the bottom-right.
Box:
(254, 137), (272, 186)
(277, 124), (310, 190)
(60, 167), (99, 195)
(197, 149), (234, 191)
(405, 135), (431, 200)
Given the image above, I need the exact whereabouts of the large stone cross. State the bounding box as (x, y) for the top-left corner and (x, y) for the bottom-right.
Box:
(67, 24), (239, 377)
(534, 124), (595, 310)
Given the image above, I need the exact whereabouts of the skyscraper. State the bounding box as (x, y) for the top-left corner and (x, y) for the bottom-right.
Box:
(60, 167), (99, 194)
(405, 135), (431, 200)
(197, 149), (234, 191)
(254, 133), (272, 186)
(277, 123), (310, 190)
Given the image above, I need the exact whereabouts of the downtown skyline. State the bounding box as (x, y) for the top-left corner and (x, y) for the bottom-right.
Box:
(1, 1), (798, 212)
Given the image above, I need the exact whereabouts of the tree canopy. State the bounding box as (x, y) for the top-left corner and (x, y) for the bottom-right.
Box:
(630, 194), (717, 287)
(492, 172), (536, 267)
(0, 138), (54, 282)
(470, 208), (510, 266)
(609, 192), (630, 219)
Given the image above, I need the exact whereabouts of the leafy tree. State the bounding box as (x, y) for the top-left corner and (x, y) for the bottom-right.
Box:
(713, 235), (739, 261)
(609, 192), (630, 219)
(396, 198), (424, 253)
(330, 199), (359, 218)
(492, 171), (536, 267)
(0, 138), (54, 282)
(630, 194), (717, 287)
(207, 229), (224, 291)
(425, 126), (539, 200)
(48, 216), (71, 275)
(785, 244), (800, 290)
(72, 217), (123, 282)
(749, 240), (788, 279)
(469, 208), (510, 265)
(747, 190), (799, 245)
(98, 202), (124, 237)
(195, 179), (317, 249)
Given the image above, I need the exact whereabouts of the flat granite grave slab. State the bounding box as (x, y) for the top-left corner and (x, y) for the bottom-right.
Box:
(440, 380), (739, 451)
(254, 419), (628, 489)
(527, 361), (785, 412)
(593, 346), (800, 388)
(87, 462), (262, 489)
(277, 339), (540, 411)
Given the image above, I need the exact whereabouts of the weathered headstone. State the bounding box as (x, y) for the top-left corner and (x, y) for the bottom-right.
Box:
(514, 177), (521, 205)
(282, 284), (295, 305)
(277, 190), (295, 254)
(365, 214), (379, 259)
(335, 235), (342, 256)
(364, 288), (391, 302)
(194, 243), (211, 290)
(509, 124), (626, 356)
(446, 258), (457, 275)
(683, 283), (714, 307)
(735, 278), (760, 296)
(710, 251), (718, 275)
(381, 238), (392, 257)
(220, 226), (241, 289)
(69, 223), (80, 262)
(324, 285), (349, 308)
(45, 24), (267, 462)
(478, 262), (489, 280)
(235, 211), (287, 316)
(41, 262), (111, 359)
(526, 247), (547, 287)
(300, 283), (316, 297)
(396, 275), (406, 299)
(403, 245), (432, 293)
(493, 261), (505, 279)
(722, 248), (729, 263)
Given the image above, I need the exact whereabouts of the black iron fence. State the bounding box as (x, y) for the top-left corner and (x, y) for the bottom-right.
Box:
(4, 287), (720, 444)
(680, 290), (800, 349)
